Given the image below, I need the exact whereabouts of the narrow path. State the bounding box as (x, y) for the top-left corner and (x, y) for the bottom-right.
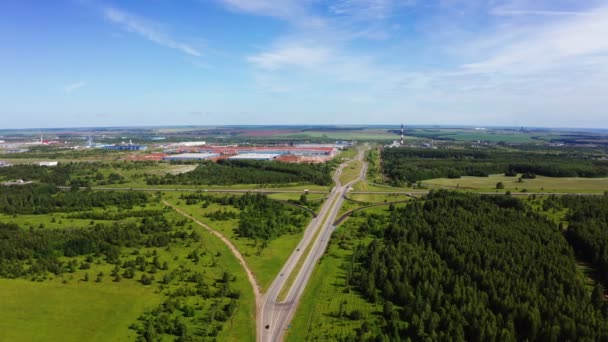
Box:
(162, 200), (263, 334)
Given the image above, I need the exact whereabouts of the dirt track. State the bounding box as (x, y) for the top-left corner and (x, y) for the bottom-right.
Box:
(162, 200), (263, 322)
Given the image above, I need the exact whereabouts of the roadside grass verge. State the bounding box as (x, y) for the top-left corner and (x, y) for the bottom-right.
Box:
(286, 208), (395, 340)
(276, 192), (341, 302)
(339, 160), (363, 185)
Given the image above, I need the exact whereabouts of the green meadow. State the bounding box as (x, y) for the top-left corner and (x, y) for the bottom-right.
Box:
(0, 197), (256, 342)
(422, 174), (608, 193)
(163, 192), (312, 291)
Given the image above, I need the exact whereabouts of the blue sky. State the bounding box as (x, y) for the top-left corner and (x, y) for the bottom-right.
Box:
(1, 0), (608, 128)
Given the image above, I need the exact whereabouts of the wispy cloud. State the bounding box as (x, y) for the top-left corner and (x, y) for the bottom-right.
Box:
(491, 9), (594, 16)
(64, 81), (86, 94)
(103, 7), (201, 56)
(329, 0), (415, 21)
(247, 43), (332, 70)
(463, 5), (608, 75)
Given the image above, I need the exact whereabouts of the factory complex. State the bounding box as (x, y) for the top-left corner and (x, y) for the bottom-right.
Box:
(160, 143), (344, 163)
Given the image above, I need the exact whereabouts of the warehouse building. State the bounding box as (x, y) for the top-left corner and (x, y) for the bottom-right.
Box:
(103, 145), (148, 151)
(228, 153), (279, 161)
(163, 153), (218, 161)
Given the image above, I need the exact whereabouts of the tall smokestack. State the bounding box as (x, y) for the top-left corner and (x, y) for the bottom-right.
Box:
(400, 124), (404, 145)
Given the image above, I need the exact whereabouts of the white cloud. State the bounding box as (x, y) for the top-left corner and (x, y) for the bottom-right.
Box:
(463, 5), (608, 75)
(247, 43), (332, 70)
(64, 81), (86, 94)
(103, 7), (201, 56)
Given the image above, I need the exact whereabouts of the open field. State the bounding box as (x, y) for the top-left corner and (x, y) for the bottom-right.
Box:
(422, 174), (608, 193)
(348, 192), (411, 203)
(0, 198), (256, 342)
(405, 128), (567, 143)
(272, 130), (404, 141)
(0, 278), (160, 342)
(336, 147), (359, 160)
(352, 180), (409, 192)
(266, 192), (326, 202)
(163, 192), (311, 291)
(339, 160), (363, 185)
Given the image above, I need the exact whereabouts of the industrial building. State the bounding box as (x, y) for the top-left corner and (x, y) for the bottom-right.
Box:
(38, 161), (58, 167)
(228, 153), (279, 161)
(163, 153), (218, 161)
(103, 145), (148, 151)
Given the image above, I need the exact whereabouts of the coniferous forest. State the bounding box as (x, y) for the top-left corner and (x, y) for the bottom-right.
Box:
(147, 159), (333, 186)
(346, 191), (608, 341)
(382, 148), (608, 184)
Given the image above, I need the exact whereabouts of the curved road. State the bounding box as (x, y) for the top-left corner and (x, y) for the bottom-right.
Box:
(259, 146), (368, 342)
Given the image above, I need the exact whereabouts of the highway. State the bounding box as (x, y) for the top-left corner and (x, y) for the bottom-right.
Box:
(258, 146), (368, 342)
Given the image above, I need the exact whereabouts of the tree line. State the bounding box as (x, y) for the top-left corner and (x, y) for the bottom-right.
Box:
(147, 159), (332, 186)
(0, 184), (149, 215)
(382, 148), (608, 184)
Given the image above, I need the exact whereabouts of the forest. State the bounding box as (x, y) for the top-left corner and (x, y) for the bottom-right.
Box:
(544, 194), (608, 284)
(147, 159), (332, 186)
(382, 148), (608, 184)
(346, 191), (608, 341)
(0, 161), (157, 188)
(180, 192), (309, 241)
(0, 184), (149, 214)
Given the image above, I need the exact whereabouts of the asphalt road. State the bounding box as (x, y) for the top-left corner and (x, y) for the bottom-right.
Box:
(259, 147), (369, 342)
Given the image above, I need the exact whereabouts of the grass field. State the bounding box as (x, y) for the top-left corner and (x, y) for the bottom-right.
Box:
(422, 174), (608, 193)
(339, 159), (363, 185)
(0, 278), (159, 342)
(273, 130), (404, 141)
(0, 200), (256, 342)
(266, 192), (326, 202)
(351, 180), (409, 192)
(407, 128), (539, 143)
(336, 147), (359, 160)
(163, 192), (311, 292)
(348, 193), (411, 204)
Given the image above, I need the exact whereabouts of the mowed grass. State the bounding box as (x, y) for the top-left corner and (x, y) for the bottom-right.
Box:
(348, 193), (411, 204)
(422, 174), (608, 193)
(336, 147), (358, 160)
(0, 278), (160, 342)
(164, 192), (310, 292)
(266, 192), (326, 202)
(339, 160), (363, 185)
(351, 180), (409, 192)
